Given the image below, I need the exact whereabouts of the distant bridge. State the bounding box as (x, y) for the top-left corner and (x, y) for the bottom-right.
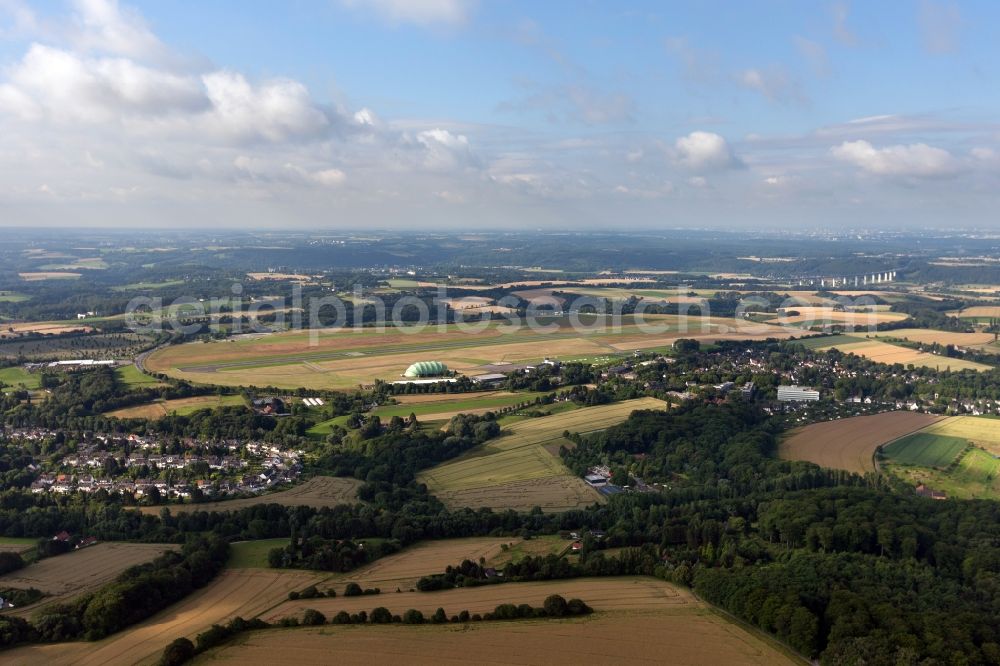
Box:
(796, 271), (898, 288)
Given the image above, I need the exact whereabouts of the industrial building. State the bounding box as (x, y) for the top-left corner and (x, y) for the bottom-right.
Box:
(403, 361), (449, 378)
(777, 385), (820, 402)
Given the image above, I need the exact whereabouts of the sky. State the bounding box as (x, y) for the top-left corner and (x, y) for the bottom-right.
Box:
(0, 0), (999, 230)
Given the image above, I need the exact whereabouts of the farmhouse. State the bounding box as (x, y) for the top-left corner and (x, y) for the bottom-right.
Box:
(915, 484), (947, 500)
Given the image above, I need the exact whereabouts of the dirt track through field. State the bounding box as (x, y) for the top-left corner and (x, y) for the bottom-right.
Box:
(779, 411), (943, 474)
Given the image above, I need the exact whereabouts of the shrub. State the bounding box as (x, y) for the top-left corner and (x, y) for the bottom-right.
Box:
(402, 609), (425, 624)
(566, 598), (593, 615)
(332, 611), (352, 625)
(370, 607), (392, 624)
(159, 637), (195, 666)
(0, 551), (25, 576)
(432, 608), (447, 624)
(543, 594), (568, 617)
(343, 582), (363, 597)
(301, 609), (326, 626)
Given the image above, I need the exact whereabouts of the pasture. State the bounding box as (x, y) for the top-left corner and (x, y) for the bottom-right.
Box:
(778, 411), (943, 474)
(0, 542), (177, 617)
(138, 476), (362, 515)
(104, 394), (246, 419)
(115, 364), (162, 387)
(143, 317), (800, 390)
(812, 337), (992, 372)
(0, 366), (40, 389)
(417, 398), (665, 511)
(229, 539), (290, 569)
(0, 291), (28, 302)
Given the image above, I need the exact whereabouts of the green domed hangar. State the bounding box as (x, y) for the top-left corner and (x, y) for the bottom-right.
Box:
(403, 361), (448, 378)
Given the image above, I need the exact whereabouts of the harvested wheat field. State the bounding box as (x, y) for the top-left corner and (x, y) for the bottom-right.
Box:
(18, 272), (81, 281)
(779, 411), (943, 474)
(418, 398), (665, 511)
(0, 542), (178, 617)
(815, 338), (992, 372)
(774, 307), (908, 327)
(955, 306), (1000, 318)
(105, 394), (247, 419)
(3, 568), (326, 666)
(431, 475), (605, 513)
(138, 476), (361, 515)
(323, 537), (532, 591)
(268, 576), (696, 621)
(217, 584), (797, 666)
(0, 322), (93, 338)
(871, 329), (996, 346)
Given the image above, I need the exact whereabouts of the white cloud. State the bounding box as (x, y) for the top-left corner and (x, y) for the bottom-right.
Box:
(310, 168), (347, 186)
(414, 128), (478, 171)
(71, 0), (166, 59)
(201, 71), (330, 143)
(674, 131), (740, 171)
(337, 0), (472, 27)
(0, 44), (205, 122)
(831, 140), (958, 177)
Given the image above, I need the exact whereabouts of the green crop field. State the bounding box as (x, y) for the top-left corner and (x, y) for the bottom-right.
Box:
(417, 397), (665, 512)
(0, 366), (41, 389)
(105, 394), (246, 419)
(794, 334), (861, 349)
(228, 539), (289, 568)
(881, 416), (1000, 499)
(0, 291), (28, 303)
(115, 365), (162, 387)
(916, 416), (1000, 454)
(884, 433), (968, 468)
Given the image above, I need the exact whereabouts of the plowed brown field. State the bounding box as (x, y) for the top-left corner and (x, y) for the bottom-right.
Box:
(778, 411), (943, 473)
